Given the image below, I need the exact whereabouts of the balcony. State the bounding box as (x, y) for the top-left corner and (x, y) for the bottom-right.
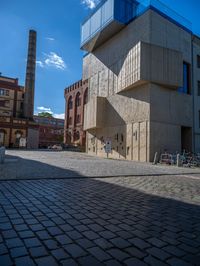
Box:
(81, 0), (191, 52)
(84, 96), (106, 130)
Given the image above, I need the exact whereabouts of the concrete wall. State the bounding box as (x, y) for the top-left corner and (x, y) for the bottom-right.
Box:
(193, 36), (200, 152)
(83, 8), (194, 161)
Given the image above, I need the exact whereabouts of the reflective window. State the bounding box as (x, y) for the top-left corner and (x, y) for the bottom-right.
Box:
(178, 62), (190, 94)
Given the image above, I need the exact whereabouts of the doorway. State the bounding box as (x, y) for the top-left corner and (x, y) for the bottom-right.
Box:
(181, 126), (192, 152)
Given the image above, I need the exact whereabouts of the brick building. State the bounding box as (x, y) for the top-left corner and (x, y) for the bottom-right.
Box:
(64, 80), (88, 148)
(33, 116), (64, 148)
(0, 30), (39, 148)
(0, 75), (38, 148)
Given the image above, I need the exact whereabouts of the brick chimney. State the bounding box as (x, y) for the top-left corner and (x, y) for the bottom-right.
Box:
(24, 29), (37, 119)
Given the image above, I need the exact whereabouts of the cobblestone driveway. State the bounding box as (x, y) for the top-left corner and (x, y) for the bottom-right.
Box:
(0, 175), (200, 265)
(1, 150), (200, 180)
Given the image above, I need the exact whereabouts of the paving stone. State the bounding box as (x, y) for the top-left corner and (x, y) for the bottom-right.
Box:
(87, 246), (111, 262)
(167, 258), (192, 266)
(51, 248), (69, 260)
(99, 230), (116, 240)
(15, 256), (35, 266)
(10, 246), (28, 258)
(30, 246), (48, 257)
(110, 237), (131, 249)
(0, 222), (12, 230)
(82, 230), (99, 240)
(55, 234), (72, 245)
(24, 237), (41, 248)
(35, 256), (58, 266)
(18, 230), (35, 238)
(147, 237), (167, 248)
(163, 245), (186, 257)
(94, 238), (113, 249)
(14, 224), (29, 231)
(108, 249), (130, 261)
(64, 243), (87, 258)
(44, 239), (59, 250)
(78, 255), (103, 266)
(105, 259), (122, 266)
(66, 230), (82, 240)
(36, 230), (51, 240)
(60, 258), (78, 266)
(29, 224), (44, 231)
(144, 255), (169, 266)
(47, 226), (63, 236)
(0, 254), (13, 266)
(2, 229), (18, 239)
(6, 237), (24, 248)
(147, 247), (171, 261)
(125, 246), (147, 259)
(76, 238), (95, 249)
(0, 243), (8, 255)
(183, 254), (200, 266)
(124, 258), (148, 266)
(128, 237), (150, 249)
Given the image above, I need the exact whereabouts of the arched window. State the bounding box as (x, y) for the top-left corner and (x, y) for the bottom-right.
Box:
(75, 92), (81, 107)
(68, 96), (73, 110)
(84, 88), (88, 104)
(0, 129), (6, 146)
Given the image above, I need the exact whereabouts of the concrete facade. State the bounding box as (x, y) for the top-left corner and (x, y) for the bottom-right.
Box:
(82, 8), (198, 162)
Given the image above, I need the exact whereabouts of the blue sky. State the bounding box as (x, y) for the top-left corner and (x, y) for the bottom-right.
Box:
(0, 0), (200, 118)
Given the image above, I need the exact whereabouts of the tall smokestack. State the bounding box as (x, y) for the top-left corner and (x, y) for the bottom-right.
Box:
(24, 29), (37, 119)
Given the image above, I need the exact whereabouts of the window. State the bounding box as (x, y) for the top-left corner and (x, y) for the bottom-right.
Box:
(0, 88), (9, 96)
(178, 62), (191, 94)
(68, 96), (73, 110)
(69, 117), (72, 125)
(0, 100), (9, 107)
(75, 92), (81, 107)
(198, 81), (200, 96)
(76, 115), (81, 124)
(197, 55), (200, 68)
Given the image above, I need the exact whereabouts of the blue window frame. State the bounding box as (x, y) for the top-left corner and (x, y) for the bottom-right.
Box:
(178, 62), (190, 94)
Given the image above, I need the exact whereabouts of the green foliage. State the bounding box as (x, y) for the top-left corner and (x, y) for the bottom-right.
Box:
(38, 112), (53, 118)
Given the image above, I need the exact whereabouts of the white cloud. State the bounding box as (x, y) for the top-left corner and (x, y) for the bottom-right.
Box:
(37, 106), (53, 113)
(45, 37), (55, 41)
(36, 60), (44, 68)
(44, 52), (66, 70)
(54, 113), (65, 119)
(81, 0), (98, 9)
(36, 52), (66, 71)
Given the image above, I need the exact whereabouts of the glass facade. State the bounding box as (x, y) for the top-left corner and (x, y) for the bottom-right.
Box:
(81, 0), (191, 50)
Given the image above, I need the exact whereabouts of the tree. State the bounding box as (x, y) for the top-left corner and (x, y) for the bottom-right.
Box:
(38, 112), (53, 118)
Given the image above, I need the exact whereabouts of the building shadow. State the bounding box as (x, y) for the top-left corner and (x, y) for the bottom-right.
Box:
(1, 154), (84, 180)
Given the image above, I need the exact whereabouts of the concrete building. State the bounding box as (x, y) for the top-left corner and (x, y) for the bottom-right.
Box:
(81, 0), (200, 162)
(64, 80), (88, 149)
(33, 116), (64, 148)
(0, 30), (39, 148)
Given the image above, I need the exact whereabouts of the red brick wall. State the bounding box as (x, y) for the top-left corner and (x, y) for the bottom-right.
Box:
(64, 79), (88, 148)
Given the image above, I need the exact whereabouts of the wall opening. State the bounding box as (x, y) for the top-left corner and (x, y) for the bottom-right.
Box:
(181, 126), (192, 152)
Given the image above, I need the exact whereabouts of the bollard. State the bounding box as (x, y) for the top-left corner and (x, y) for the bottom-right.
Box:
(0, 147), (5, 164)
(153, 152), (158, 165)
(177, 153), (181, 167)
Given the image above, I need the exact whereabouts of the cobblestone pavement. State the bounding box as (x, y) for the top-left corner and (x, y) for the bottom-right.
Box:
(1, 150), (200, 180)
(0, 175), (200, 265)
